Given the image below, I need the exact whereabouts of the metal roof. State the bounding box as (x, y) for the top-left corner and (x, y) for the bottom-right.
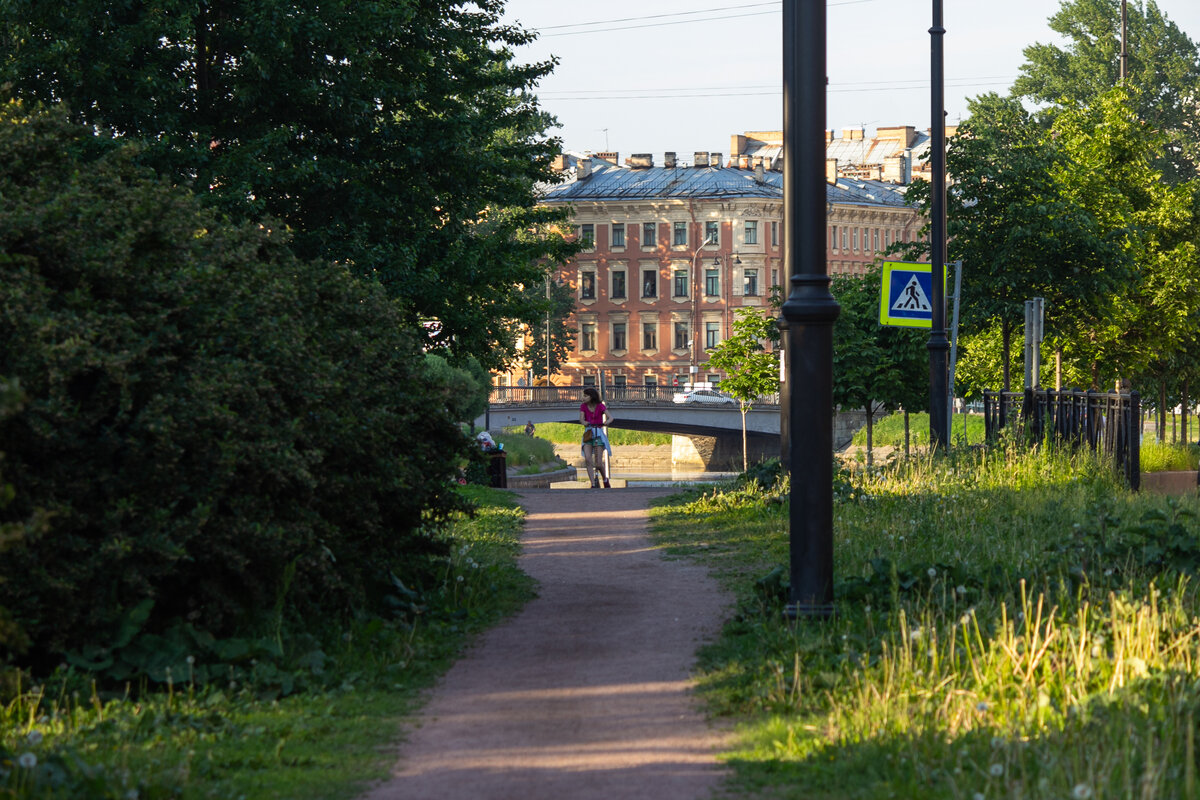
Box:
(541, 160), (912, 210)
(541, 161), (782, 202)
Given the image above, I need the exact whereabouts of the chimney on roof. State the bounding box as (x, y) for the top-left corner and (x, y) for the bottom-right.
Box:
(594, 151), (619, 164)
(843, 128), (864, 141)
(826, 129), (834, 143)
(737, 154), (750, 169)
(731, 134), (747, 157)
(825, 157), (838, 184)
(551, 154), (568, 172)
(577, 157), (592, 179)
(709, 153), (722, 167)
(694, 151), (709, 167)
(664, 151), (677, 168)
(754, 161), (765, 182)
(628, 153), (654, 168)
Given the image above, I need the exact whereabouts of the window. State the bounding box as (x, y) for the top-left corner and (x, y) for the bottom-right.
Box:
(771, 221), (779, 246)
(708, 374), (721, 386)
(743, 268), (759, 297)
(581, 322), (596, 351)
(642, 322), (657, 350)
(705, 321), (720, 349)
(831, 225), (838, 251)
(612, 322), (626, 351)
(579, 224), (594, 248)
(673, 269), (688, 297)
(744, 220), (758, 245)
(582, 374), (596, 386)
(580, 271), (595, 299)
(873, 229), (879, 251)
(705, 267), (720, 296)
(674, 321), (690, 350)
(642, 269), (657, 298)
(673, 221), (687, 246)
(613, 374), (627, 388)
(612, 270), (626, 299)
(852, 228), (859, 251)
(642, 222), (656, 247)
(611, 223), (625, 248)
(644, 374), (658, 388)
(884, 229), (890, 248)
(705, 221), (719, 245)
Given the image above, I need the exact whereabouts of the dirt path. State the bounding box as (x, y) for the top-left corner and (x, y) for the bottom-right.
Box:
(362, 487), (732, 800)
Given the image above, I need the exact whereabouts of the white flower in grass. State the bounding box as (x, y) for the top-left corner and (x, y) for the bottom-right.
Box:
(17, 752), (36, 769)
(26, 730), (42, 745)
(989, 762), (1004, 777)
(456, 575), (464, 582)
(973, 793), (984, 800)
(991, 736), (1004, 749)
(1073, 784), (1093, 799)
(186, 655), (195, 665)
(956, 585), (967, 596)
(927, 567), (937, 578)
(976, 701), (989, 712)
(126, 790), (140, 800)
(909, 627), (923, 642)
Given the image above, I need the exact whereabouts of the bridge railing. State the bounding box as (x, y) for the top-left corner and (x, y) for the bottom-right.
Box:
(489, 385), (780, 407)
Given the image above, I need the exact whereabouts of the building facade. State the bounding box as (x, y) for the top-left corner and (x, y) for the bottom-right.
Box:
(508, 145), (924, 388)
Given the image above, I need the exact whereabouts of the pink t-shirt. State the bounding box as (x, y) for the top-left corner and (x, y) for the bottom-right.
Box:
(580, 402), (607, 426)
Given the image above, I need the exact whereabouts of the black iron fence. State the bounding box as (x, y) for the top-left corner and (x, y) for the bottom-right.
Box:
(982, 388), (1141, 490)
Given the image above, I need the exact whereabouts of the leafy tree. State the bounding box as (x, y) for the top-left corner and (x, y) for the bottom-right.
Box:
(1013, 0), (1200, 181)
(0, 0), (576, 369)
(424, 354), (490, 424)
(831, 267), (927, 464)
(902, 93), (1125, 391)
(0, 104), (468, 667)
(1050, 88), (1200, 386)
(705, 308), (779, 472)
(523, 278), (577, 380)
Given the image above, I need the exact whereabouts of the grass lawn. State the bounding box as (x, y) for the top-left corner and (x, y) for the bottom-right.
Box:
(649, 447), (1200, 800)
(505, 422), (672, 447)
(2, 486), (533, 799)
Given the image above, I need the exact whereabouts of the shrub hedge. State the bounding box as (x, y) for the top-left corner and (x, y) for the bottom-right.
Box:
(0, 104), (470, 671)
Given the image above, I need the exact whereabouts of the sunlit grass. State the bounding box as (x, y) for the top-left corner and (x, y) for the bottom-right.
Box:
(650, 445), (1200, 799)
(508, 422), (672, 447)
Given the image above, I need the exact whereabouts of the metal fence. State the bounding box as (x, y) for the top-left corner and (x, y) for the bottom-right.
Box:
(982, 388), (1141, 490)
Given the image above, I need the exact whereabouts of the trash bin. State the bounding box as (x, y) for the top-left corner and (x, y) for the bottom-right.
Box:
(487, 451), (507, 488)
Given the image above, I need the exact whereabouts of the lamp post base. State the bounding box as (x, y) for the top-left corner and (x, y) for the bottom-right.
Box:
(784, 602), (835, 620)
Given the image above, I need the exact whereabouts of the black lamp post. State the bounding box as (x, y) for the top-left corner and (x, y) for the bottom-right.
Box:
(928, 0), (949, 452)
(779, 0), (838, 619)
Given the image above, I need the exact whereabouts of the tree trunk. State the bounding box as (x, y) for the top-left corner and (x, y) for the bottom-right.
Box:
(1183, 379), (1190, 446)
(1160, 381), (1168, 443)
(741, 404), (748, 473)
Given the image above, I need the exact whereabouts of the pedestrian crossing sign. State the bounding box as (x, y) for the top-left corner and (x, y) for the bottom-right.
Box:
(879, 261), (944, 328)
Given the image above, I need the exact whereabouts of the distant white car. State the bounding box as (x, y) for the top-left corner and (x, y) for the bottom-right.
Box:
(672, 388), (737, 405)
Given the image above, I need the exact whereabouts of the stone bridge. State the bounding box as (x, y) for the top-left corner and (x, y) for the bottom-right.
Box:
(476, 387), (870, 471)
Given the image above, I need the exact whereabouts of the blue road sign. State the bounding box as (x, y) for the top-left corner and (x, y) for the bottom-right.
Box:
(879, 261), (943, 328)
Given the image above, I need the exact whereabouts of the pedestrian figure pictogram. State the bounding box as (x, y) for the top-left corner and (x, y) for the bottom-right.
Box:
(893, 276), (931, 313)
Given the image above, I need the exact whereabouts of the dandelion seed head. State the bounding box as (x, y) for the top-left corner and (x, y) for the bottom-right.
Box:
(186, 655), (195, 665)
(973, 793), (984, 800)
(989, 763), (1004, 777)
(991, 736), (1004, 749)
(26, 730), (42, 746)
(956, 585), (967, 595)
(1073, 783), (1093, 799)
(976, 701), (989, 712)
(456, 575), (464, 582)
(17, 752), (36, 769)
(927, 567), (937, 578)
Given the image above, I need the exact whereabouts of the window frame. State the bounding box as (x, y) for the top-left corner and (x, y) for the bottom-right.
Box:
(673, 221), (688, 246)
(611, 222), (626, 248)
(641, 268), (658, 298)
(705, 267), (720, 296)
(580, 270), (596, 300)
(744, 220), (758, 245)
(641, 222), (657, 248)
(743, 268), (759, 297)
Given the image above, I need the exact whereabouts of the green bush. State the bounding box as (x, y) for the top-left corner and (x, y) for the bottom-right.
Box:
(0, 104), (469, 671)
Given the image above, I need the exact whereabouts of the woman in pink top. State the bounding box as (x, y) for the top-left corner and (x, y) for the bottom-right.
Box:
(579, 387), (613, 488)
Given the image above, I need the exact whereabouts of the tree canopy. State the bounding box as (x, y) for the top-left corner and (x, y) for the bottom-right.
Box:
(0, 0), (575, 368)
(705, 308), (779, 471)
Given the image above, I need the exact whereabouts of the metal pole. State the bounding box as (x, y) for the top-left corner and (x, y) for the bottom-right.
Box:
(928, 0), (949, 452)
(780, 0), (838, 619)
(947, 261), (962, 444)
(1120, 0), (1129, 82)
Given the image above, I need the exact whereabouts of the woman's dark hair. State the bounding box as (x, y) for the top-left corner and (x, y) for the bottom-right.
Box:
(583, 387), (600, 403)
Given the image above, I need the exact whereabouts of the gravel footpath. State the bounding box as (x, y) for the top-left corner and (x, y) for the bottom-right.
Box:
(362, 487), (732, 800)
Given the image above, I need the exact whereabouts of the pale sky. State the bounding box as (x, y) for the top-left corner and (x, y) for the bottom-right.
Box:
(499, 0), (1200, 160)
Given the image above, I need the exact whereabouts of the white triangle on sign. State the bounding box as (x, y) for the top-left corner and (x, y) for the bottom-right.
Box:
(892, 276), (931, 313)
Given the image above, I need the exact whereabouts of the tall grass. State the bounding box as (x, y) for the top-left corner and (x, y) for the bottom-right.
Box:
(650, 445), (1200, 799)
